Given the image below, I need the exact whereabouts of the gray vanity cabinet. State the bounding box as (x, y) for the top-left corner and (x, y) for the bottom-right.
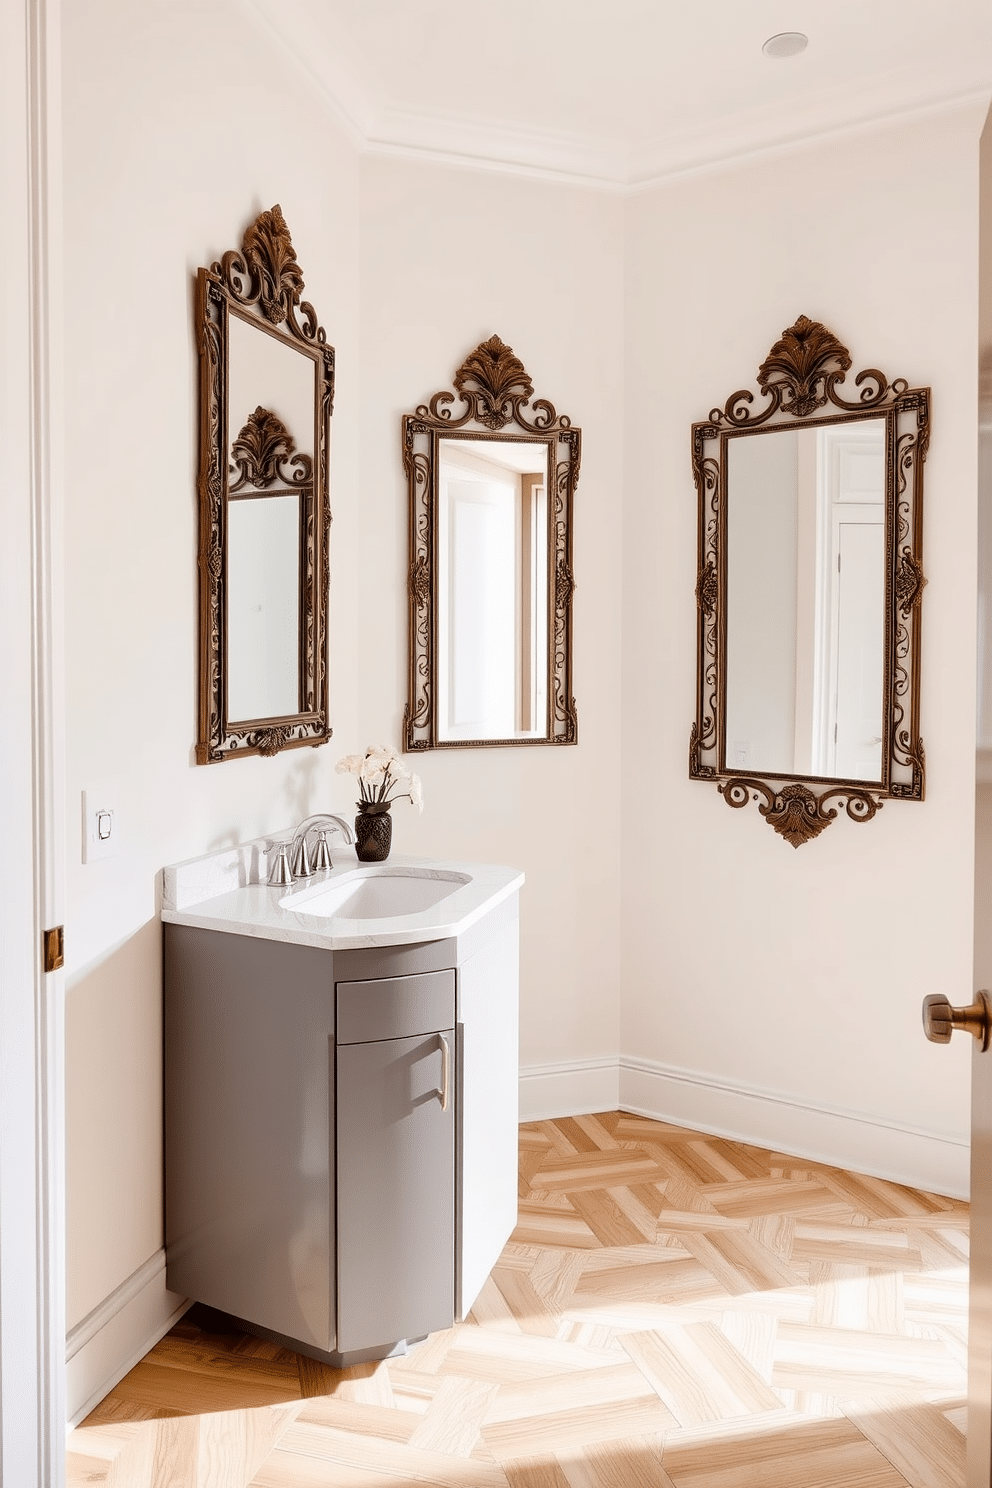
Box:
(163, 892), (519, 1367)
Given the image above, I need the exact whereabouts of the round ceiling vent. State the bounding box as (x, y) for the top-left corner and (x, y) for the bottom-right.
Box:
(762, 32), (809, 59)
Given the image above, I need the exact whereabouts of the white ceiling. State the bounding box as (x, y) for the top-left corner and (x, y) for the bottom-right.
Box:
(245, 0), (992, 187)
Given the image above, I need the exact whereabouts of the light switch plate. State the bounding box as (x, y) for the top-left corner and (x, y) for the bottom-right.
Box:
(82, 788), (119, 863)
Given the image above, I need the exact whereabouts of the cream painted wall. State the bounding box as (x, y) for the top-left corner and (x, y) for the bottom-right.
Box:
(622, 104), (983, 1188)
(61, 0), (362, 1331)
(356, 157), (625, 1074)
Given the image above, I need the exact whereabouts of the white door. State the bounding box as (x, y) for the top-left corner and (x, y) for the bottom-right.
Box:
(929, 99), (992, 1488)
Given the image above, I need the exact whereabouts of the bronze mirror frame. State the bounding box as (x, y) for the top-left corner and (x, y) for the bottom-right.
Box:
(689, 315), (929, 846)
(195, 205), (335, 763)
(403, 336), (580, 751)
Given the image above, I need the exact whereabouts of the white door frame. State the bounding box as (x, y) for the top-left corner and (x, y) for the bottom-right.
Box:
(0, 0), (66, 1480)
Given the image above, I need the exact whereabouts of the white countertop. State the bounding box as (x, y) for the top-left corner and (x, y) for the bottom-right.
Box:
(161, 841), (524, 951)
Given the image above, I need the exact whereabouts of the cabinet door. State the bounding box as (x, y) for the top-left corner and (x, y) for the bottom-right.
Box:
(336, 1029), (455, 1354)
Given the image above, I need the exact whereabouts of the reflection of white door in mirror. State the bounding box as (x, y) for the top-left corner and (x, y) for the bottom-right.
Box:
(226, 493), (301, 723)
(725, 417), (885, 784)
(436, 440), (548, 743)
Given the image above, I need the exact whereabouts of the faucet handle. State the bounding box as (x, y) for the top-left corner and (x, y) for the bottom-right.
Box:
(267, 844), (294, 887)
(292, 835), (313, 879)
(313, 830), (333, 871)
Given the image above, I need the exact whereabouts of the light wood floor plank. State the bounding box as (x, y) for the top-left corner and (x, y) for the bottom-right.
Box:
(195, 1405), (301, 1488)
(407, 1375), (500, 1455)
(557, 1436), (676, 1487)
(482, 1399), (679, 1463)
(621, 1324), (782, 1426)
(276, 1421), (511, 1484)
(842, 1395), (966, 1488)
(484, 1364), (667, 1426)
(502, 1456), (573, 1488)
(662, 1415), (912, 1488)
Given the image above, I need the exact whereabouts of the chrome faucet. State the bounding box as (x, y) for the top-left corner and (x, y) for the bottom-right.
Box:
(267, 813), (356, 886)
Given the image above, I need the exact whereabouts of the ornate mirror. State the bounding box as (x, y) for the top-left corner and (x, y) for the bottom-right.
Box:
(690, 316), (928, 846)
(403, 336), (579, 750)
(196, 205), (334, 763)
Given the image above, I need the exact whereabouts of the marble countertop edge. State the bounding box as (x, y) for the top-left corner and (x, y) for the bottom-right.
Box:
(161, 846), (524, 950)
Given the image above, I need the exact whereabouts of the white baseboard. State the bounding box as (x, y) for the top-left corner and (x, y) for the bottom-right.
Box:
(519, 1055), (969, 1198)
(66, 1250), (190, 1426)
(620, 1056), (969, 1199)
(519, 1056), (620, 1121)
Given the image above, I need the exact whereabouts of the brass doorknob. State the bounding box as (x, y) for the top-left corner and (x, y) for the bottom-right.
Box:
(922, 991), (992, 1051)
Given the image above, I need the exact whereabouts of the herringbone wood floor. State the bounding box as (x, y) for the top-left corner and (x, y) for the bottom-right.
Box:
(67, 1113), (969, 1486)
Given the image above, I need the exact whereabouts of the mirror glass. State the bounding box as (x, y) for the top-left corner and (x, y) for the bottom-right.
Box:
(225, 311), (314, 726)
(196, 205), (334, 763)
(228, 310), (316, 447)
(725, 418), (886, 783)
(404, 335), (579, 751)
(436, 438), (549, 741)
(226, 493), (301, 721)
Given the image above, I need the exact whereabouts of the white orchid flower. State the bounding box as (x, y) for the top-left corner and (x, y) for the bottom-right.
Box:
(335, 754), (364, 776)
(365, 744), (397, 765)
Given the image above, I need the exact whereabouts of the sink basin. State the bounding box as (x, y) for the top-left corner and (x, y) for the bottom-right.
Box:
(282, 867), (470, 921)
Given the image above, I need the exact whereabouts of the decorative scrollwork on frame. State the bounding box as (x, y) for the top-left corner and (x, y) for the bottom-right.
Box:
(213, 204), (327, 346)
(691, 316), (929, 844)
(720, 779), (880, 849)
(895, 548), (927, 616)
(229, 407), (313, 491)
(696, 561), (717, 615)
(453, 335), (535, 430)
(757, 315), (852, 418)
(195, 207), (334, 764)
(403, 336), (579, 750)
(410, 558), (430, 610)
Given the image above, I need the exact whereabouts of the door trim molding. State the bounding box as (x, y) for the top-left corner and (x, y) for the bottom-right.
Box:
(1, 0), (66, 1476)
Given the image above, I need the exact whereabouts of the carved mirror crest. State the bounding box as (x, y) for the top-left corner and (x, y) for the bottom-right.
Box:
(403, 336), (579, 750)
(196, 205), (335, 763)
(690, 315), (928, 846)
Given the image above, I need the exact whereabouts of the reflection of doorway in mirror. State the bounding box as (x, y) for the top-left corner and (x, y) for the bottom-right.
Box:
(725, 417), (885, 783)
(436, 441), (548, 742)
(808, 423), (885, 781)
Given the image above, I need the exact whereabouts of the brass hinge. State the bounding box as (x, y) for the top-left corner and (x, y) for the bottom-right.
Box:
(43, 926), (64, 973)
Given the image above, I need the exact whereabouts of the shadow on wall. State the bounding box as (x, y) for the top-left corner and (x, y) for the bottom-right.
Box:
(65, 918), (165, 1331)
(277, 749), (326, 828)
(203, 749), (329, 860)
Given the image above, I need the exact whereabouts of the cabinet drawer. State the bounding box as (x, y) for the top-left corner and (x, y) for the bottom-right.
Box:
(336, 969), (455, 1044)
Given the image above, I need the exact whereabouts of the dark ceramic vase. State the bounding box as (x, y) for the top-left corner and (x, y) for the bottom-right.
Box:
(354, 801), (393, 862)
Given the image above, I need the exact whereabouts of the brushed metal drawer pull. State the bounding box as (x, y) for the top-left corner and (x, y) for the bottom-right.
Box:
(437, 1033), (450, 1112)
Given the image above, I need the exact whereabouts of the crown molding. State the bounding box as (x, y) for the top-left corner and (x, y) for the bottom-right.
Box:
(627, 76), (992, 191)
(362, 122), (627, 192)
(627, 86), (992, 195)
